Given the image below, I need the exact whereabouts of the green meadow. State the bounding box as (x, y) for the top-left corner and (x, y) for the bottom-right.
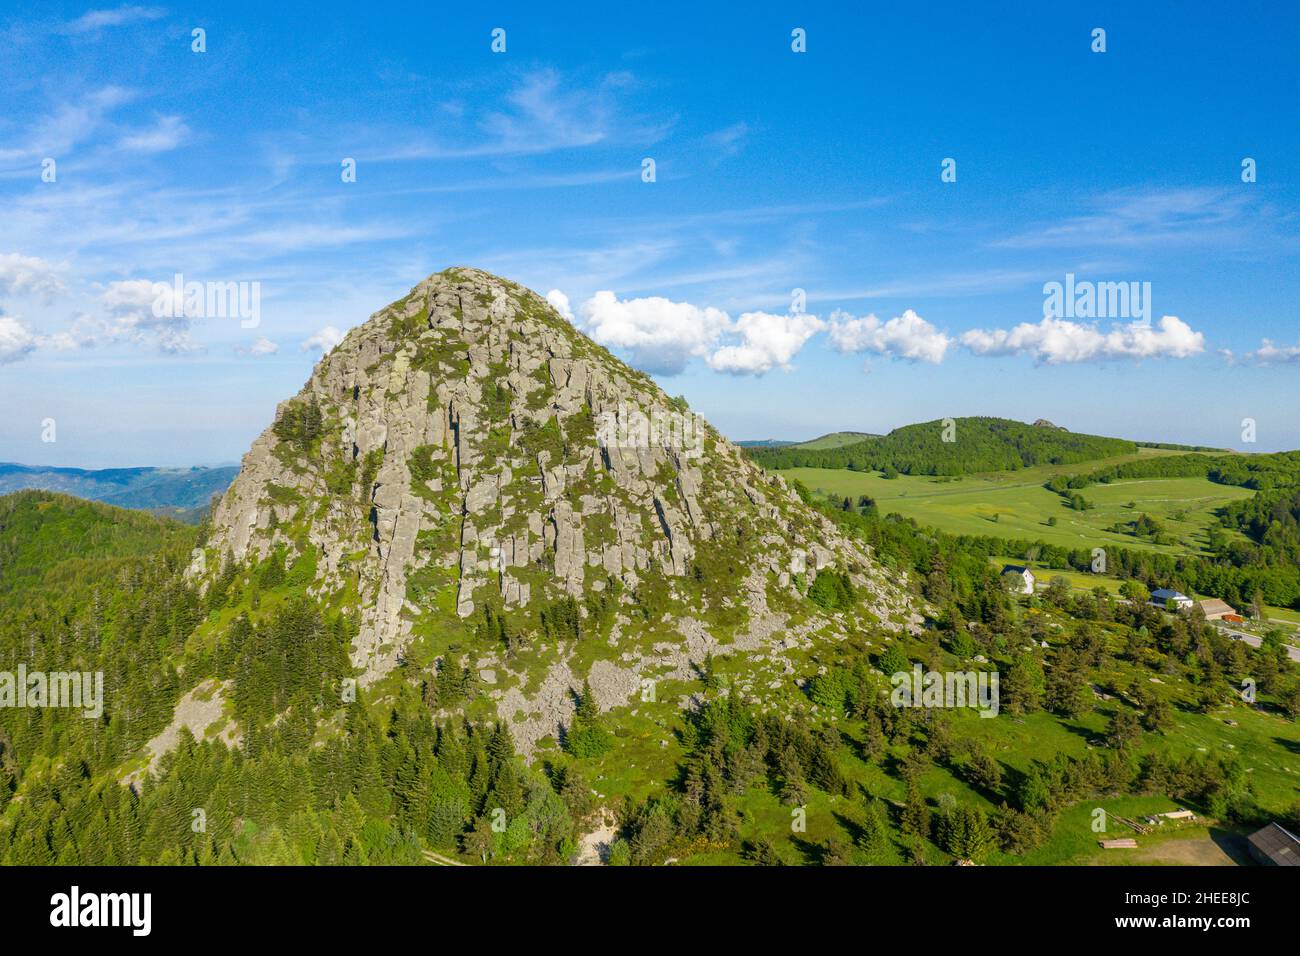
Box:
(786, 450), (1254, 558)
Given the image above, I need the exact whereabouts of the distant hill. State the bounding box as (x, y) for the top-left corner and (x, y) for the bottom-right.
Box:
(0, 462), (237, 522)
(0, 490), (193, 605)
(789, 431), (881, 450)
(746, 416), (1138, 476)
(736, 432), (881, 450)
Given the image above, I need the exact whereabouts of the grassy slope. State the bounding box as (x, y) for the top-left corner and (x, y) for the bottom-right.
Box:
(787, 449), (1254, 558)
(666, 609), (1300, 865)
(790, 431), (880, 450)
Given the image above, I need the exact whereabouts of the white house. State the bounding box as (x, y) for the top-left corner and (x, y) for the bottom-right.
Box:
(1000, 565), (1036, 595)
(1149, 587), (1193, 611)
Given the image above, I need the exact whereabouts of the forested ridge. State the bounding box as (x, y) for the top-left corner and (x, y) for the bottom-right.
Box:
(0, 493), (584, 864)
(747, 417), (1137, 476)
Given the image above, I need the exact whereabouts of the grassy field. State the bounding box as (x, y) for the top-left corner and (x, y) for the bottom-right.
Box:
(786, 450), (1253, 558)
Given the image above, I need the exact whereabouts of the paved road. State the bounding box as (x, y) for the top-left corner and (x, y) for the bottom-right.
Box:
(1214, 623), (1300, 663)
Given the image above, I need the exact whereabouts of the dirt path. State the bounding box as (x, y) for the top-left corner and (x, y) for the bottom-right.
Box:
(575, 809), (618, 866)
(422, 849), (467, 866)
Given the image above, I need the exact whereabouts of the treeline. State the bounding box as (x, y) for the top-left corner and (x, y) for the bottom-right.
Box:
(1137, 441), (1229, 452)
(1047, 449), (1300, 494)
(0, 700), (583, 865)
(749, 417), (1135, 476)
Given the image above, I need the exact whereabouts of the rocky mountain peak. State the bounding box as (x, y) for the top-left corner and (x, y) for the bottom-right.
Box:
(196, 268), (918, 752)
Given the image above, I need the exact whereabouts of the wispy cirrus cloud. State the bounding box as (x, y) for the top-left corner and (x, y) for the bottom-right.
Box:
(0, 85), (136, 165)
(56, 6), (167, 35)
(995, 188), (1261, 250)
(116, 113), (189, 153)
(704, 121), (750, 161)
(358, 68), (670, 163)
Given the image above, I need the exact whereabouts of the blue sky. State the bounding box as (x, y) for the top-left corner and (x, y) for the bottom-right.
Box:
(1, 1), (1298, 467)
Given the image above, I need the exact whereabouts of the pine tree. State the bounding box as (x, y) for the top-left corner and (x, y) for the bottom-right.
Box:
(901, 779), (931, 842)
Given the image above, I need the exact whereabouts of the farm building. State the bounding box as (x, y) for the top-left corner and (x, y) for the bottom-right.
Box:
(1000, 565), (1035, 595)
(1195, 598), (1241, 621)
(1246, 822), (1299, 866)
(1149, 588), (1193, 611)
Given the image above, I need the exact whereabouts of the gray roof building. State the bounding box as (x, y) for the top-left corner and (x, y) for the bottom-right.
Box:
(1246, 822), (1299, 866)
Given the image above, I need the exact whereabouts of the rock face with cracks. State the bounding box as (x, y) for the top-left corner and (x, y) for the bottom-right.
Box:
(197, 267), (921, 752)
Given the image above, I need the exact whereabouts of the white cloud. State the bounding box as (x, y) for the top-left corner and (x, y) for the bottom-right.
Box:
(42, 314), (107, 352)
(102, 277), (164, 315)
(103, 277), (188, 326)
(0, 316), (38, 364)
(1243, 340), (1300, 365)
(828, 308), (950, 363)
(154, 327), (202, 354)
(59, 6), (167, 34)
(960, 315), (1204, 364)
(99, 278), (200, 352)
(0, 253), (66, 300)
(706, 311), (825, 375)
(237, 336), (279, 357)
(301, 326), (344, 353)
(545, 288), (574, 321)
(578, 290), (730, 374)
